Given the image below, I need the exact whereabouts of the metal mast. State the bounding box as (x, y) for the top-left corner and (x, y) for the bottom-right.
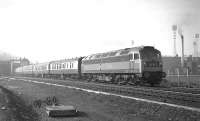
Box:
(172, 25), (177, 56)
(194, 33), (199, 57)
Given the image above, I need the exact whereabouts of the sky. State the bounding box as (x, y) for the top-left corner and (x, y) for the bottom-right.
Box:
(0, 0), (200, 62)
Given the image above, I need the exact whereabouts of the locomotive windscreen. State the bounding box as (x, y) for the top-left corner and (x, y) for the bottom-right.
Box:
(140, 47), (161, 60)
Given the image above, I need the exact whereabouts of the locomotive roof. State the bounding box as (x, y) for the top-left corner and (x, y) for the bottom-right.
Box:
(83, 46), (155, 60)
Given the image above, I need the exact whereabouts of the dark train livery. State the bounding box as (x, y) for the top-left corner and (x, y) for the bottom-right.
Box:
(15, 46), (166, 86)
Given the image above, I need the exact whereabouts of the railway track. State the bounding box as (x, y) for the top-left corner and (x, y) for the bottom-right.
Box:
(10, 76), (200, 108)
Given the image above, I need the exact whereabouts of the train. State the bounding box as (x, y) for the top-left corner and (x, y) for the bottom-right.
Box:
(15, 46), (166, 86)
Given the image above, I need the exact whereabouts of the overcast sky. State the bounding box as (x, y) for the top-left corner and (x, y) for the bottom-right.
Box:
(0, 0), (200, 62)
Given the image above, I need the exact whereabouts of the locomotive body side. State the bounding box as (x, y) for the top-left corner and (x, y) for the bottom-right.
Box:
(81, 47), (142, 83)
(82, 49), (141, 74)
(81, 46), (165, 85)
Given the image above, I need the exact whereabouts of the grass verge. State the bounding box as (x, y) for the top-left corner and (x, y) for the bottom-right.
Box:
(0, 85), (40, 121)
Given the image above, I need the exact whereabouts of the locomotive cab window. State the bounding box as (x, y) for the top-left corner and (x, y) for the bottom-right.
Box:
(134, 53), (139, 60)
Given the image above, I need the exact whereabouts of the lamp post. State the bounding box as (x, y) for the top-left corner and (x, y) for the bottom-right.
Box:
(194, 33), (199, 57)
(172, 25), (177, 57)
(178, 26), (184, 67)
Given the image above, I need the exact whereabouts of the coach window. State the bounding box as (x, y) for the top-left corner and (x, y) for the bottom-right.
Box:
(134, 53), (139, 60)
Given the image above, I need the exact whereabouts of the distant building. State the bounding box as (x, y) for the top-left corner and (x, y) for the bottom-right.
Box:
(162, 56), (200, 75)
(0, 61), (11, 75)
(20, 58), (30, 66)
(0, 58), (30, 75)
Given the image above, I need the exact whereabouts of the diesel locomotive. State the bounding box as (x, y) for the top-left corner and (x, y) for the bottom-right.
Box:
(15, 46), (166, 86)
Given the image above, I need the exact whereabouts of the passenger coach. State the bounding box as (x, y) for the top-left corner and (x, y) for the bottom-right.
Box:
(48, 58), (82, 79)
